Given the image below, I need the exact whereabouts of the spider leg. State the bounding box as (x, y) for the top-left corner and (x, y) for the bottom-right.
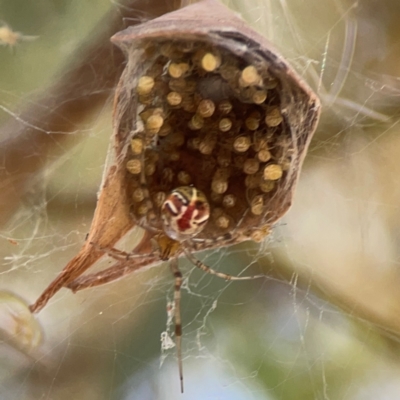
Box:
(67, 254), (159, 292)
(169, 257), (184, 393)
(183, 247), (264, 281)
(89, 241), (154, 261)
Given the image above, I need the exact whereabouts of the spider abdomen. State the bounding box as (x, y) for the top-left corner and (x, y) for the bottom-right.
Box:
(161, 186), (210, 241)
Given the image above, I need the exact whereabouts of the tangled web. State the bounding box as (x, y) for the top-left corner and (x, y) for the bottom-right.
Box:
(1, 0), (400, 399)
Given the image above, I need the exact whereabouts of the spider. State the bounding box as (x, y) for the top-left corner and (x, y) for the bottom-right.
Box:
(68, 186), (263, 393)
(28, 1), (320, 393)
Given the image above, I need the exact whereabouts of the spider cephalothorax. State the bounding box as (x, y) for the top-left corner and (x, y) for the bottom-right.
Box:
(161, 186), (210, 241)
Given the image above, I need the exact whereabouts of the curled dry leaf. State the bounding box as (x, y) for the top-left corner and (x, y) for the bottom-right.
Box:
(29, 0), (320, 313)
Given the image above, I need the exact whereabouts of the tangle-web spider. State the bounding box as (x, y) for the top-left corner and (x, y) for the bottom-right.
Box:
(29, 0), (320, 393)
(72, 186), (264, 393)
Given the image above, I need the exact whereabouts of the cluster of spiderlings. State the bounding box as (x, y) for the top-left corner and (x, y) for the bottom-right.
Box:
(125, 39), (294, 242)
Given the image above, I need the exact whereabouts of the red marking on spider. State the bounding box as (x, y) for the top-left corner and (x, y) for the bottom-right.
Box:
(177, 203), (197, 232)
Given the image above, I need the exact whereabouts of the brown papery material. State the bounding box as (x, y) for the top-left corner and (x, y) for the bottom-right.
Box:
(29, 0), (320, 325)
